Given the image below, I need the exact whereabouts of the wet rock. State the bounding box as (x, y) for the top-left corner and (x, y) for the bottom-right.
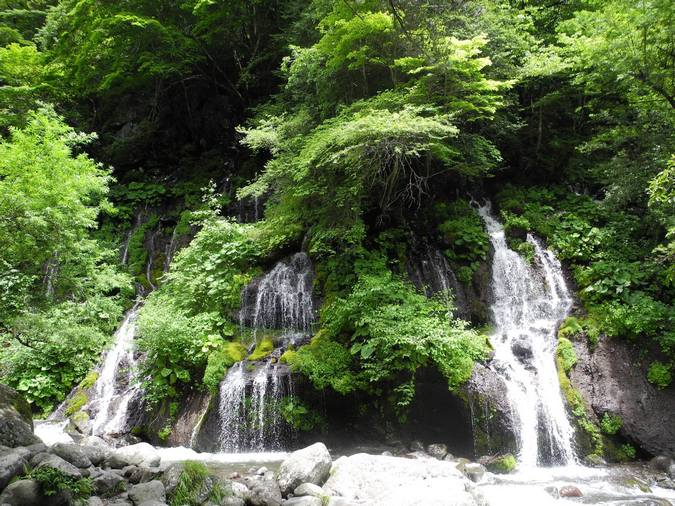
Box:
(322, 454), (476, 506)
(426, 443), (448, 460)
(115, 443), (161, 468)
(128, 480), (166, 505)
(36, 453), (82, 479)
(462, 463), (486, 483)
(409, 440), (424, 452)
(443, 454), (455, 462)
(0, 449), (28, 490)
(277, 442), (331, 496)
(544, 486), (559, 498)
(559, 485), (582, 497)
(480, 454), (517, 474)
(404, 451), (430, 460)
(650, 456), (672, 473)
(511, 337), (533, 361)
(50, 442), (93, 468)
(583, 454), (607, 467)
(93, 469), (126, 495)
(0, 385), (40, 448)
(294, 482), (324, 497)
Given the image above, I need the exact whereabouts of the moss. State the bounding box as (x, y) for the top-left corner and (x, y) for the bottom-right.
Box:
(65, 390), (88, 417)
(79, 370), (99, 390)
(280, 348), (297, 364)
(600, 412), (622, 435)
(647, 361), (672, 389)
(558, 317), (583, 340)
(158, 425), (172, 441)
(486, 454), (517, 473)
(556, 337), (577, 372)
(203, 341), (247, 392)
(71, 410), (89, 425)
(248, 337), (274, 361)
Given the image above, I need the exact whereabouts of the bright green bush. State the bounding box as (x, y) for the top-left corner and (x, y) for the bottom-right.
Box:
(280, 398), (325, 432)
(248, 338), (274, 361)
(600, 412), (623, 435)
(27, 466), (93, 501)
(203, 341), (247, 392)
(556, 337), (577, 373)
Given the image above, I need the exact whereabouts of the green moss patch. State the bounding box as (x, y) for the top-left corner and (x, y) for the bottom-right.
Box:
(203, 341), (247, 392)
(248, 337), (274, 361)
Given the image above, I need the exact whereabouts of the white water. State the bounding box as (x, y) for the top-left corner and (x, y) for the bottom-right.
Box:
(90, 305), (141, 436)
(34, 419), (74, 446)
(478, 203), (576, 467)
(218, 363), (248, 452)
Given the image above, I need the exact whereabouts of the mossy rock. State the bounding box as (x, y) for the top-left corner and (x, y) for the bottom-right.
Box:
(280, 349), (297, 365)
(65, 390), (88, 417)
(248, 337), (274, 361)
(79, 371), (99, 390)
(484, 454), (517, 474)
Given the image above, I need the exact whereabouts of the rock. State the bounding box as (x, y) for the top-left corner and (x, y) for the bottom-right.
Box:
(323, 454), (476, 506)
(544, 486), (559, 499)
(160, 463), (183, 497)
(480, 454), (517, 474)
(219, 499), (245, 506)
(244, 476), (282, 506)
(426, 443), (448, 460)
(229, 471), (241, 479)
(115, 443), (161, 468)
(559, 485), (583, 497)
(88, 497), (105, 506)
(81, 436), (109, 449)
(93, 469), (126, 495)
(409, 440), (425, 452)
(108, 501), (133, 506)
(0, 450), (28, 490)
(380, 451), (392, 456)
(443, 454), (455, 462)
(231, 480), (249, 499)
(129, 466), (162, 485)
(650, 456), (673, 473)
(105, 451), (131, 469)
(257, 466), (268, 475)
(283, 498), (322, 506)
(403, 451), (429, 460)
(0, 479), (52, 506)
(294, 483), (324, 497)
(462, 463), (486, 483)
(511, 336), (533, 361)
(277, 443), (332, 496)
(23, 443), (47, 459)
(570, 337), (675, 456)
(80, 445), (109, 466)
(583, 454), (607, 467)
(51, 442), (93, 468)
(669, 463), (675, 479)
(0, 385), (40, 448)
(129, 480), (166, 505)
(326, 499), (358, 506)
(136, 502), (168, 506)
(36, 453), (82, 479)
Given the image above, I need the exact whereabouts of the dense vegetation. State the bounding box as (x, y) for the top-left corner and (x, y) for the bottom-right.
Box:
(0, 0), (672, 446)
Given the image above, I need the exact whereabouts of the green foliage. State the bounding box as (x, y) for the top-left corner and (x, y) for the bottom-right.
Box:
(487, 454), (517, 474)
(617, 443), (637, 461)
(248, 338), (274, 362)
(27, 466), (93, 501)
(169, 461), (227, 506)
(202, 341), (246, 393)
(600, 412), (623, 435)
(556, 337), (578, 373)
(647, 361), (672, 389)
(280, 398), (325, 432)
(436, 199), (489, 283)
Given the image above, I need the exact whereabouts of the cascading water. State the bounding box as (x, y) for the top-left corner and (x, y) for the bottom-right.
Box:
(217, 253), (314, 452)
(478, 202), (576, 467)
(89, 304), (142, 436)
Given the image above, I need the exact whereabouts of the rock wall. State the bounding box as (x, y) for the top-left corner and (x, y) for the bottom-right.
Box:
(571, 337), (675, 457)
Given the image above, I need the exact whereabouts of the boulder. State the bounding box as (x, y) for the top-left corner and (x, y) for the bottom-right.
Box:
(0, 385), (40, 448)
(128, 480), (166, 505)
(36, 453), (82, 479)
(409, 440), (425, 452)
(559, 485), (583, 498)
(51, 442), (93, 468)
(294, 483), (324, 497)
(105, 451), (132, 469)
(136, 502), (168, 506)
(93, 469), (126, 495)
(81, 436), (109, 449)
(80, 445), (109, 467)
(23, 443), (47, 459)
(160, 463), (183, 497)
(462, 463), (486, 483)
(0, 449), (28, 490)
(129, 466), (162, 485)
(88, 497), (105, 506)
(322, 454), (476, 506)
(115, 443), (161, 468)
(0, 478), (68, 506)
(426, 444), (448, 460)
(277, 443), (331, 496)
(283, 498), (322, 506)
(650, 456), (673, 473)
(244, 475), (282, 506)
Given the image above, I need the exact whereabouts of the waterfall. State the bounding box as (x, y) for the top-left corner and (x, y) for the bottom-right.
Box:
(163, 225), (179, 273)
(90, 304), (142, 436)
(240, 252), (314, 339)
(217, 252), (314, 452)
(477, 203), (576, 467)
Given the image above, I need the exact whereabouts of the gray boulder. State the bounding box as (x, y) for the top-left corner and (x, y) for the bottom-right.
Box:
(160, 462), (183, 497)
(129, 466), (162, 485)
(0, 385), (40, 448)
(88, 497), (105, 506)
(278, 443), (332, 496)
(322, 454), (476, 506)
(81, 436), (109, 448)
(462, 463), (486, 483)
(294, 482), (324, 497)
(244, 476), (282, 506)
(426, 443), (448, 460)
(105, 451), (132, 469)
(115, 443), (160, 468)
(36, 453), (82, 479)
(0, 450), (28, 490)
(0, 479), (47, 506)
(51, 442), (93, 468)
(80, 444), (109, 466)
(650, 456), (673, 473)
(136, 502), (168, 506)
(93, 469), (126, 495)
(129, 480), (166, 505)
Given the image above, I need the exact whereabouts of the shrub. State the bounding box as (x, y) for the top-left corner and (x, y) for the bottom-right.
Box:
(169, 461), (227, 506)
(27, 466), (93, 501)
(280, 398), (325, 431)
(600, 412), (623, 435)
(556, 338), (577, 373)
(618, 443), (637, 461)
(558, 317), (583, 340)
(647, 361), (672, 389)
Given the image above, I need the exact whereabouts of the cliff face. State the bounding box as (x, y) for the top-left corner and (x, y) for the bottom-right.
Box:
(571, 337), (675, 457)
